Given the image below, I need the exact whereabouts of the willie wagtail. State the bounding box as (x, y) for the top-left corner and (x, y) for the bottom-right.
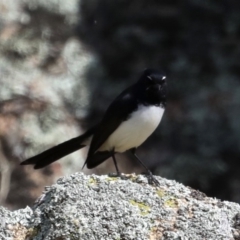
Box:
(21, 69), (167, 185)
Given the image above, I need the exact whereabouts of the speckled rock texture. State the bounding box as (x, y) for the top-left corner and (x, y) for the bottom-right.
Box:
(1, 173), (240, 240)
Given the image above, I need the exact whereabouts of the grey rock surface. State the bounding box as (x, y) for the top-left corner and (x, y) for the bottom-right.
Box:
(0, 173), (240, 240)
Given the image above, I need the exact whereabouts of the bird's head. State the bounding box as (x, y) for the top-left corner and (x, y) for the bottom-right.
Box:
(137, 68), (167, 106)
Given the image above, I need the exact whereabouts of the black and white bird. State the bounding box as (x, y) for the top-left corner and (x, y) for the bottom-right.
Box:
(21, 69), (167, 184)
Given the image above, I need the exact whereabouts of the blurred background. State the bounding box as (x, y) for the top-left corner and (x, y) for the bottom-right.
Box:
(0, 0), (240, 210)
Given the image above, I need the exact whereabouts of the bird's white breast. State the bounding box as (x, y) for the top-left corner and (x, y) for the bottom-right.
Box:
(99, 105), (164, 152)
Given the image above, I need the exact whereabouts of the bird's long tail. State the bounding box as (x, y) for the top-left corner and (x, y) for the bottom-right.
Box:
(20, 126), (96, 169)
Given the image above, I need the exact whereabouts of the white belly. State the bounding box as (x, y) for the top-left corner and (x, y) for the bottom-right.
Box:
(99, 105), (164, 152)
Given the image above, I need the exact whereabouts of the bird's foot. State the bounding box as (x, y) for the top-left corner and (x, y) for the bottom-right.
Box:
(146, 171), (160, 187)
(108, 172), (129, 180)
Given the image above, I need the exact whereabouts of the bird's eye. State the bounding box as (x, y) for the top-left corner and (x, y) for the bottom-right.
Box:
(147, 76), (153, 81)
(160, 76), (166, 84)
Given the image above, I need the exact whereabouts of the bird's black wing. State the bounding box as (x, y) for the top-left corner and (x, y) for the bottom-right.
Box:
(85, 85), (138, 167)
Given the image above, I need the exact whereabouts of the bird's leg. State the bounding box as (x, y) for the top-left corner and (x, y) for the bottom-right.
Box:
(130, 148), (160, 186)
(108, 151), (128, 180)
(108, 151), (121, 177)
(111, 152), (121, 177)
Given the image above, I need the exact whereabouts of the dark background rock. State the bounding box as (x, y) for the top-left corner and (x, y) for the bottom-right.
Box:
(0, 0), (240, 209)
(77, 0), (240, 202)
